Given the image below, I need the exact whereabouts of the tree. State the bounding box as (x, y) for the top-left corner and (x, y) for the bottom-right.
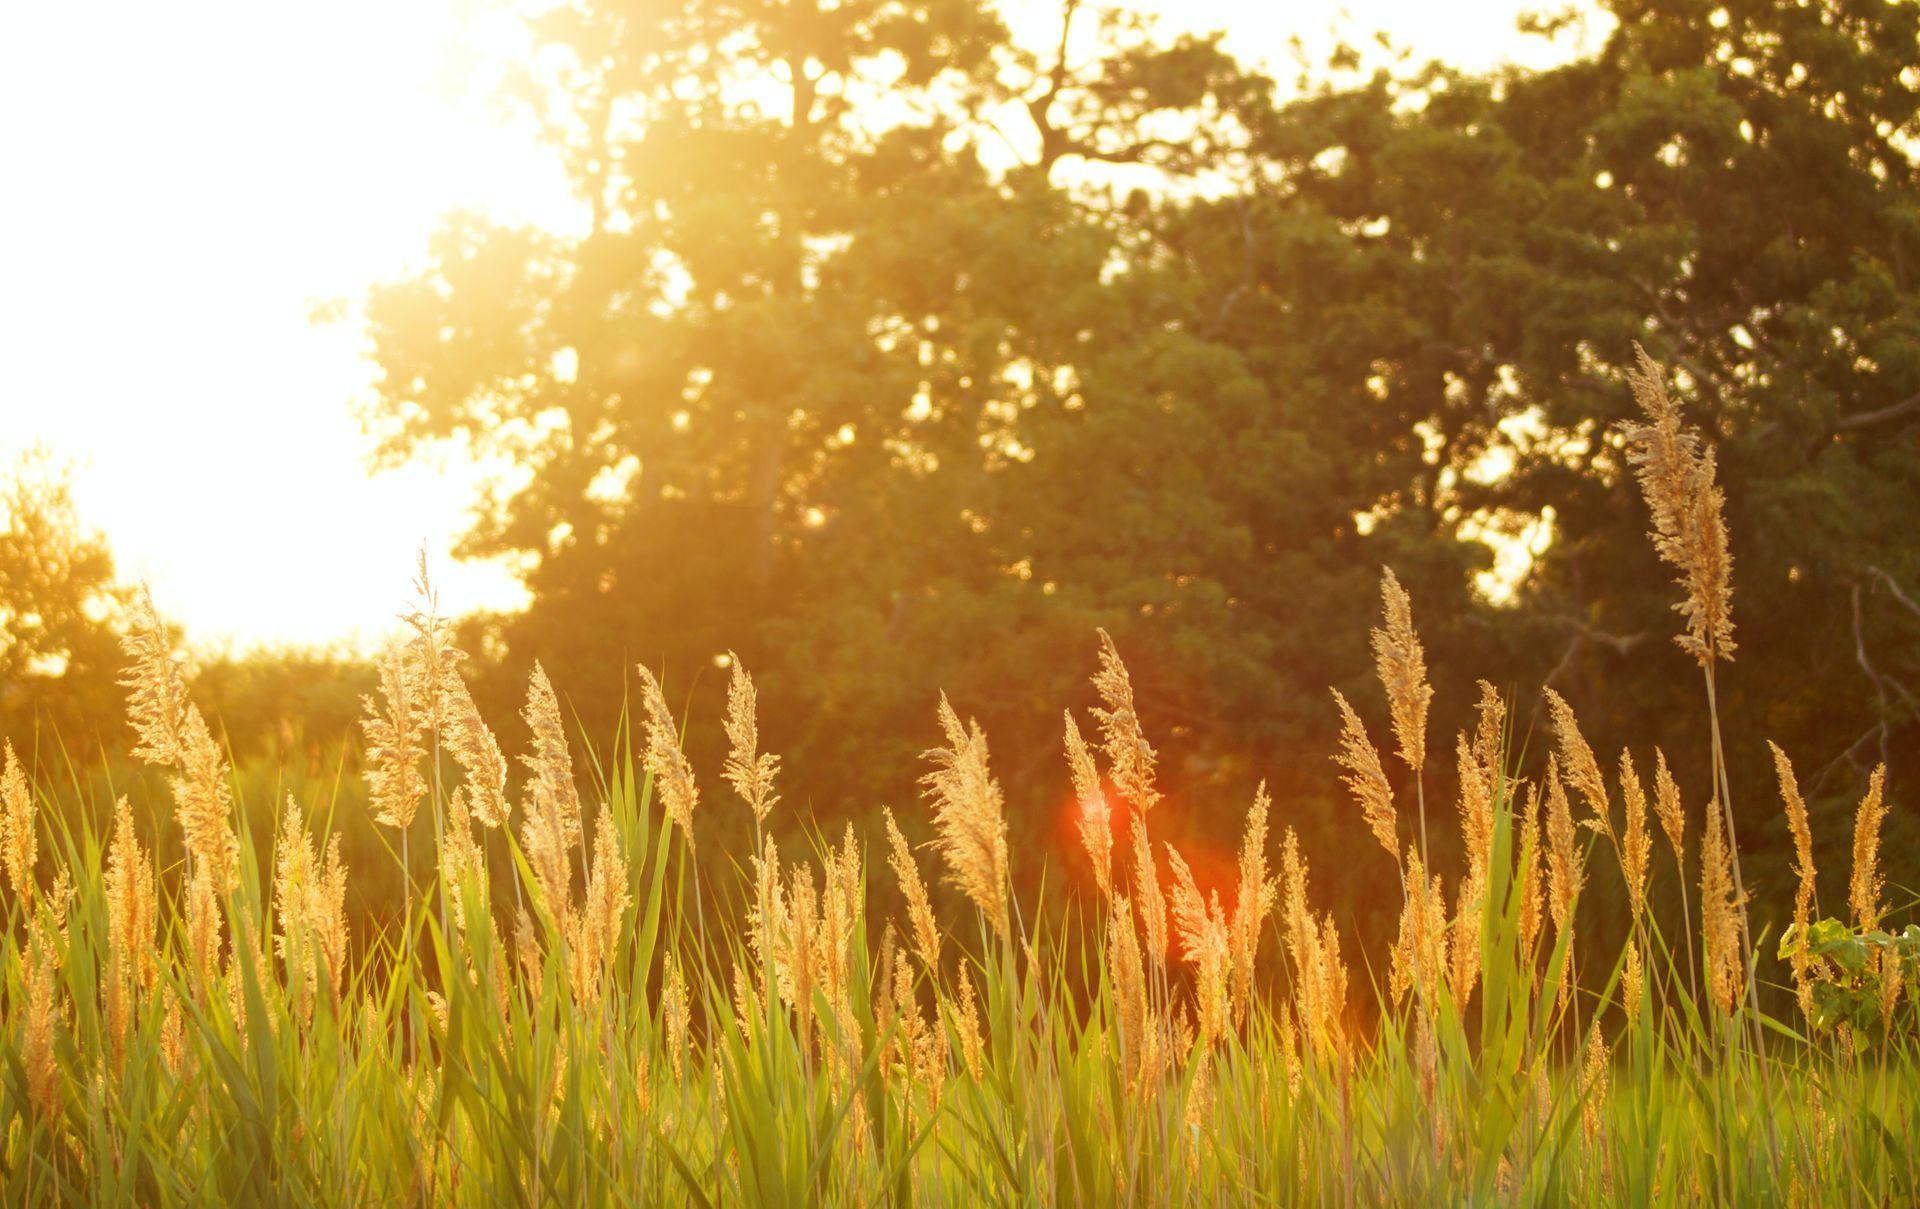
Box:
(0, 448), (134, 749)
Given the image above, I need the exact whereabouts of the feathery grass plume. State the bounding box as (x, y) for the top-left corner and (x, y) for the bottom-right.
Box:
(1281, 828), (1346, 1058)
(636, 662), (700, 851)
(749, 833), (783, 976)
(1390, 848), (1448, 1010)
(1652, 748), (1685, 866)
(565, 809), (631, 1006)
(1848, 765), (1889, 932)
(818, 823), (862, 1037)
(1452, 873), (1483, 1008)
(1621, 345), (1736, 665)
(1455, 734), (1494, 889)
(1700, 800), (1743, 1016)
(1063, 712), (1113, 898)
(720, 653), (780, 823)
(1581, 1026), (1611, 1145)
(1165, 844), (1231, 1044)
(883, 807), (940, 973)
(1517, 782), (1544, 959)
(103, 796), (157, 1063)
(1618, 751), (1652, 922)
(1769, 742), (1820, 1015)
(1090, 628), (1161, 812)
(185, 864), (224, 989)
(662, 955), (689, 1083)
(954, 966), (986, 1080)
(1230, 784), (1278, 1023)
(1545, 758), (1583, 933)
(275, 796), (351, 1024)
(920, 693), (1009, 937)
(775, 864), (819, 1041)
(520, 662), (582, 913)
(1882, 946), (1904, 1036)
(24, 915), (62, 1125)
(1372, 567), (1433, 773)
(362, 642), (428, 831)
(120, 588), (239, 888)
(1473, 680), (1507, 786)
(1107, 894), (1156, 1096)
(1331, 688), (1397, 861)
(1, 739), (34, 904)
(1129, 812), (1169, 969)
(442, 661), (509, 829)
(1544, 687), (1611, 834)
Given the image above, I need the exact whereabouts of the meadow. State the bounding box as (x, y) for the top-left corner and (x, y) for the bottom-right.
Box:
(1, 353), (1914, 1207)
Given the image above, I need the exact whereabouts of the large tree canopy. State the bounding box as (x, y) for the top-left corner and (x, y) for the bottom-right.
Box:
(358, 0), (1919, 929)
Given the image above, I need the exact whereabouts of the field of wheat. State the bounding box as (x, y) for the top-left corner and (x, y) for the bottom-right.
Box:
(1, 356), (1914, 1206)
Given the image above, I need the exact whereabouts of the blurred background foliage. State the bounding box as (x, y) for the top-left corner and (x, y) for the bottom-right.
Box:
(3, 0), (1917, 963)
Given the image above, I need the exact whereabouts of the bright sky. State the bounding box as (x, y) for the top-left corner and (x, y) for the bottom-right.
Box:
(0, 0), (1605, 652)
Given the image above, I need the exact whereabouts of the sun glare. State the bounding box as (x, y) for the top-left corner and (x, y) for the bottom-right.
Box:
(0, 0), (1594, 651)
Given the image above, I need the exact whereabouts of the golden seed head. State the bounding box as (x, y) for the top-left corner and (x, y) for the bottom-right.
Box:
(565, 809), (630, 1006)
(443, 661), (509, 829)
(1700, 801), (1744, 1016)
(1849, 765), (1889, 933)
(1544, 757), (1583, 930)
(1621, 345), (1736, 666)
(104, 796), (158, 993)
(1090, 629), (1160, 813)
(721, 654), (780, 823)
(954, 967), (986, 1080)
(24, 916), (62, 1124)
(1543, 688), (1610, 833)
(883, 807), (940, 973)
(635, 662), (700, 851)
(1230, 783), (1278, 1023)
(1769, 741), (1819, 1005)
(920, 693), (1009, 937)
(1371, 567), (1432, 773)
(518, 667), (581, 916)
(1129, 812), (1168, 970)
(1, 738), (35, 903)
(362, 642), (428, 832)
(1063, 712), (1114, 898)
(120, 589), (239, 887)
(1517, 782), (1544, 958)
(1618, 750), (1652, 922)
(1454, 733), (1494, 887)
(1331, 688), (1397, 862)
(1652, 748), (1685, 866)
(1472, 680), (1507, 790)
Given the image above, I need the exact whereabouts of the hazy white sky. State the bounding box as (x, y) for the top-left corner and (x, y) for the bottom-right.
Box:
(0, 0), (1605, 651)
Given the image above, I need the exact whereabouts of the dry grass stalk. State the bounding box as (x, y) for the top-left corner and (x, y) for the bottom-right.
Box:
(520, 663), (582, 914)
(274, 796), (350, 1025)
(1281, 829), (1346, 1059)
(1090, 629), (1161, 813)
(1230, 784), (1278, 1024)
(1455, 734), (1494, 889)
(362, 642), (429, 832)
(1848, 765), (1889, 932)
(920, 694), (1009, 937)
(1, 739), (34, 905)
(1700, 802), (1743, 1016)
(721, 654), (780, 823)
(121, 588), (239, 889)
(1129, 813), (1168, 970)
(1063, 712), (1113, 898)
(1390, 848), (1448, 1011)
(1472, 680), (1506, 789)
(1164, 844), (1231, 1044)
(1617, 751), (1651, 922)
(1331, 689), (1397, 861)
(1621, 345), (1736, 665)
(1769, 742), (1820, 1016)
(1652, 749), (1685, 867)
(1517, 782), (1544, 959)
(24, 915), (62, 1124)
(635, 663), (700, 851)
(1372, 567), (1433, 774)
(1544, 688), (1610, 834)
(1545, 758), (1583, 934)
(1107, 895), (1156, 1098)
(1581, 1026), (1611, 1144)
(442, 662), (509, 829)
(883, 808), (940, 973)
(954, 967), (986, 1079)
(103, 796), (157, 1065)
(565, 810), (630, 1005)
